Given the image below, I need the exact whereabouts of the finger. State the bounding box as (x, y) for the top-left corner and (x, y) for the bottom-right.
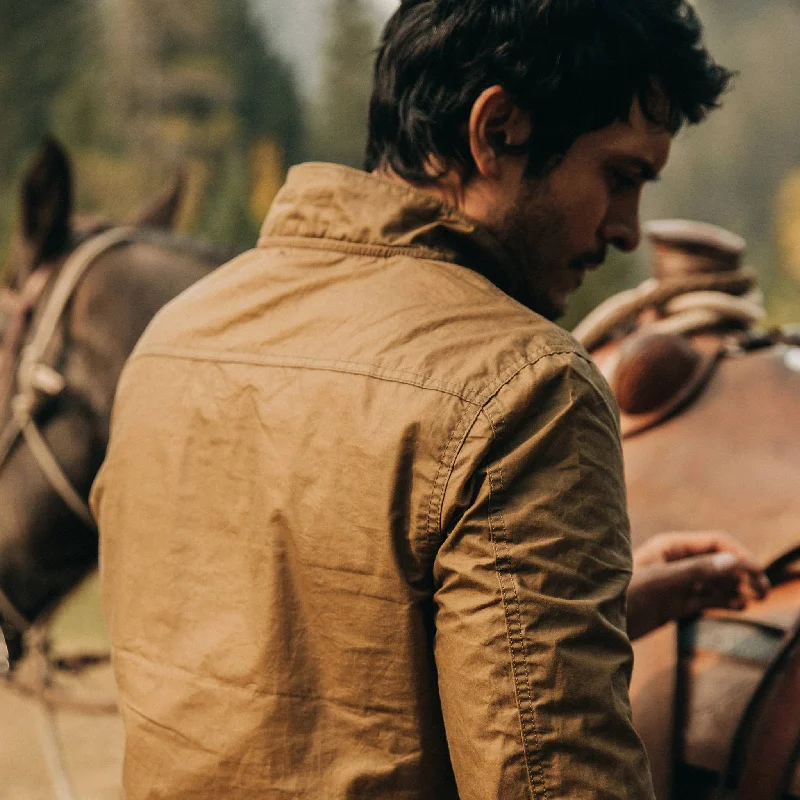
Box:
(693, 577), (743, 610)
(704, 551), (770, 599)
(656, 533), (766, 588)
(738, 568), (771, 600)
(754, 573), (771, 597)
(662, 531), (754, 563)
(680, 553), (748, 614)
(682, 579), (742, 617)
(692, 552), (772, 609)
(631, 535), (677, 568)
(632, 532), (724, 568)
(641, 557), (737, 620)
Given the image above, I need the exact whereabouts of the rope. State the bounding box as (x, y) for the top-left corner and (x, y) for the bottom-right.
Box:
(572, 268), (760, 351)
(30, 637), (79, 800)
(36, 703), (78, 800)
(4, 668), (118, 715)
(35, 685), (79, 800)
(642, 289), (766, 339)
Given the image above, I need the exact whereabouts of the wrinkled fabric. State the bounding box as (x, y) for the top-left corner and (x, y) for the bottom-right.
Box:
(92, 163), (654, 800)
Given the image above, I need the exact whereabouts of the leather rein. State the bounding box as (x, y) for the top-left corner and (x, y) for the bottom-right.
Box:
(0, 227), (133, 645)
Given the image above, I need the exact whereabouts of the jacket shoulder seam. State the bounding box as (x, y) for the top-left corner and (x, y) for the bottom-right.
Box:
(424, 348), (585, 551)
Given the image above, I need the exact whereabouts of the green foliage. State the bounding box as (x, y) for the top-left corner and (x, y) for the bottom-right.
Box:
(218, 0), (305, 166)
(0, 0), (87, 180)
(0, 0), (93, 261)
(311, 0), (377, 169)
(196, 148), (262, 247)
(0, 0), (306, 257)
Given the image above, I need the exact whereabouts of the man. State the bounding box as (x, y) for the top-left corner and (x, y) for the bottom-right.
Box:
(92, 2), (744, 798)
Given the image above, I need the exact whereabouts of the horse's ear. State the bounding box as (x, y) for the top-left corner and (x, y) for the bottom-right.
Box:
(21, 136), (73, 263)
(130, 169), (185, 230)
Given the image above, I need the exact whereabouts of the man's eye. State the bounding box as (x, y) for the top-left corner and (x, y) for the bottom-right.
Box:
(608, 169), (640, 192)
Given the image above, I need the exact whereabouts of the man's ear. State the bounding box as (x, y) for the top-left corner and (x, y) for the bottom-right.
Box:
(468, 86), (532, 179)
(21, 136), (73, 264)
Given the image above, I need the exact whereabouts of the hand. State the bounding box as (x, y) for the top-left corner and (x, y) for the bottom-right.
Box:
(627, 531), (770, 641)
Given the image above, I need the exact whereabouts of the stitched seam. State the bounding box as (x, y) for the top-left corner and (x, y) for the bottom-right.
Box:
(422, 402), (483, 553)
(130, 346), (483, 404)
(422, 349), (588, 553)
(257, 236), (446, 262)
(483, 401), (551, 800)
(471, 349), (585, 409)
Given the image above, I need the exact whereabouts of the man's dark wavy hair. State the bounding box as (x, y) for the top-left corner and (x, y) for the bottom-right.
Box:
(365, 0), (733, 181)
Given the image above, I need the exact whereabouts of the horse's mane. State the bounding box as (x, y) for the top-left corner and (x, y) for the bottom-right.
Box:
(69, 224), (242, 268)
(129, 229), (243, 266)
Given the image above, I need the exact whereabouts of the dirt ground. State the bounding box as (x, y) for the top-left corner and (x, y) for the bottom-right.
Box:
(0, 575), (124, 800)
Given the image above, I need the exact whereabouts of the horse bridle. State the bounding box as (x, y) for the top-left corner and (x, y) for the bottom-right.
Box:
(0, 227), (133, 641)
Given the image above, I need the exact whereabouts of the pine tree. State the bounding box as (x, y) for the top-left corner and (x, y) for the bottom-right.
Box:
(0, 0), (87, 171)
(0, 0), (307, 249)
(312, 0), (377, 169)
(0, 0), (93, 259)
(218, 0), (305, 167)
(0, 0), (93, 179)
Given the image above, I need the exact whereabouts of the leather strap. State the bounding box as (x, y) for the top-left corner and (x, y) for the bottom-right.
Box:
(0, 268), (53, 412)
(0, 228), (133, 635)
(766, 543), (800, 586)
(712, 544), (800, 799)
(734, 637), (800, 799)
(0, 585), (31, 633)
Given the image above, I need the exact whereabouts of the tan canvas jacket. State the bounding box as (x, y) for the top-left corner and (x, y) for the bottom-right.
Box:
(92, 164), (654, 800)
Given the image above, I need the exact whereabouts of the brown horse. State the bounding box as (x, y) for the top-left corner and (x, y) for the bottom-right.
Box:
(0, 139), (236, 664)
(575, 220), (800, 800)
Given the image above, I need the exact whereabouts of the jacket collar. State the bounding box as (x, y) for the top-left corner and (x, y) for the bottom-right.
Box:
(259, 163), (529, 305)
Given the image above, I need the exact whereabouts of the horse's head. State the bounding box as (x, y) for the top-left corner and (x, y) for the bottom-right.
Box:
(4, 137), (185, 293)
(0, 138), (197, 658)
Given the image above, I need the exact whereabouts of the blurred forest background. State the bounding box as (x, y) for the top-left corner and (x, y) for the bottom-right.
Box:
(1, 0), (799, 329)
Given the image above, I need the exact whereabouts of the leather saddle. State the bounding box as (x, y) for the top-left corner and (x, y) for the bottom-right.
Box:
(594, 220), (800, 799)
(679, 548), (800, 800)
(591, 330), (722, 438)
(578, 219), (766, 439)
(630, 548), (800, 800)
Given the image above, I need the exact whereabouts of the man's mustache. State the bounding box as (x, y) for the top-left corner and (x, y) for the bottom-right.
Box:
(571, 248), (608, 269)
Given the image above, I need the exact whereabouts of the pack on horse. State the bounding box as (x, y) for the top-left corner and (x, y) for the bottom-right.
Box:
(0, 138), (235, 797)
(574, 221), (800, 800)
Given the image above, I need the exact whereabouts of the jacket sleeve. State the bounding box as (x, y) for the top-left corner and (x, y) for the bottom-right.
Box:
(433, 351), (654, 800)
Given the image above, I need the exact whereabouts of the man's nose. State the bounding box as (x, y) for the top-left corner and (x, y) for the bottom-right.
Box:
(602, 209), (641, 253)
